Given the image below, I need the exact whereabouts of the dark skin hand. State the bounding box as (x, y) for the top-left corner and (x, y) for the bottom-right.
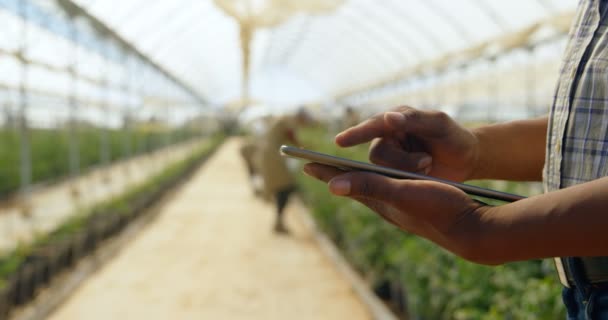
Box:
(303, 162), (486, 260)
(336, 107), (479, 181)
(334, 106), (547, 182)
(304, 106), (608, 265)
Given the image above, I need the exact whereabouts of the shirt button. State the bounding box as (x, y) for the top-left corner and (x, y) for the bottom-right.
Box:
(555, 140), (561, 153)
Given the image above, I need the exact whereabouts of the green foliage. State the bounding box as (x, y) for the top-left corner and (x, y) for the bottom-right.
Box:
(0, 127), (203, 197)
(0, 246), (29, 288)
(296, 127), (564, 319)
(0, 134), (224, 288)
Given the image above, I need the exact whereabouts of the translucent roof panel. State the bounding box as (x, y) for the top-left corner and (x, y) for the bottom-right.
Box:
(73, 0), (577, 107)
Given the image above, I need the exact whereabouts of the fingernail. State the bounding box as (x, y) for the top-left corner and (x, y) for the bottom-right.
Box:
(335, 132), (345, 141)
(417, 156), (432, 169)
(386, 112), (405, 123)
(302, 166), (312, 176)
(329, 178), (351, 196)
(303, 165), (318, 178)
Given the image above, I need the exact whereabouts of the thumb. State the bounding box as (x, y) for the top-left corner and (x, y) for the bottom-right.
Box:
(384, 109), (449, 138)
(328, 172), (403, 202)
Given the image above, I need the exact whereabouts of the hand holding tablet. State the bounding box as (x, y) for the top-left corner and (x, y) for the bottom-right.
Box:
(280, 145), (524, 203)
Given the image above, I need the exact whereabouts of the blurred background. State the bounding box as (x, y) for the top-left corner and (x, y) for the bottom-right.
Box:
(0, 0), (576, 319)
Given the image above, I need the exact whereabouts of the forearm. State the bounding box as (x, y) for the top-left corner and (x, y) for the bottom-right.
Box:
(469, 176), (608, 264)
(470, 116), (547, 181)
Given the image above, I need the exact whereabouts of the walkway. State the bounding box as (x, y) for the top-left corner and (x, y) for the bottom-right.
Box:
(49, 138), (371, 320)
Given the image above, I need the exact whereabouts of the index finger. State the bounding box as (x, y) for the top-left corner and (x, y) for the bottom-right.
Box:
(335, 113), (387, 147)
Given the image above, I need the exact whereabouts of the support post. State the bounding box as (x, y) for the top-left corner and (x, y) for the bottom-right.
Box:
(525, 46), (537, 117)
(18, 0), (32, 215)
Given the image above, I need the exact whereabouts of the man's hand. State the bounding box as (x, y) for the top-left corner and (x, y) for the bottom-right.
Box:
(302, 107), (558, 264)
(336, 106), (480, 182)
(303, 163), (488, 261)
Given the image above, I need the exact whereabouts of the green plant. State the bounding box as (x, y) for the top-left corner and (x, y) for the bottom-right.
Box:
(0, 246), (29, 288)
(0, 127), (204, 198)
(296, 127), (563, 319)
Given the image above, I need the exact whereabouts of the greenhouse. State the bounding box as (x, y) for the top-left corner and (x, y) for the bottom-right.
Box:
(0, 0), (603, 319)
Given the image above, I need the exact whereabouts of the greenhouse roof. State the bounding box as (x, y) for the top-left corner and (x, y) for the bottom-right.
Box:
(30, 0), (580, 106)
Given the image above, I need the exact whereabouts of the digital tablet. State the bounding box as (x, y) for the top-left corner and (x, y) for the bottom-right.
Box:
(280, 145), (525, 203)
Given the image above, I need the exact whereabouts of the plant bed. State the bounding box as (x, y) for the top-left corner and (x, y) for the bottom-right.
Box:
(0, 279), (16, 320)
(0, 278), (16, 320)
(39, 243), (67, 281)
(0, 128), (204, 199)
(0, 252), (27, 309)
(69, 232), (89, 265)
(13, 263), (36, 306)
(0, 134), (225, 316)
(46, 239), (72, 275)
(131, 196), (152, 216)
(84, 228), (99, 254)
(108, 213), (125, 236)
(87, 210), (124, 243)
(24, 250), (52, 289)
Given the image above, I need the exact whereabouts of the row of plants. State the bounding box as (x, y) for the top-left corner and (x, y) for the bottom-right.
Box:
(295, 127), (563, 320)
(0, 133), (223, 319)
(0, 127), (202, 198)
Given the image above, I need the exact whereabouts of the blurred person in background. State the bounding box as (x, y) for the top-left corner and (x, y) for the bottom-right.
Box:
(304, 1), (608, 318)
(256, 108), (313, 234)
(342, 106), (360, 130)
(239, 137), (263, 196)
(239, 115), (272, 197)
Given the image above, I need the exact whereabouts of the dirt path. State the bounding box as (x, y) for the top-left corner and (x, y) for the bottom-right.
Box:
(49, 138), (371, 320)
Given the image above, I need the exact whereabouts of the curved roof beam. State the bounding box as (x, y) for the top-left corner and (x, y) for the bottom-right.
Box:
(360, 0), (425, 60)
(286, 36), (376, 91)
(533, 0), (555, 14)
(258, 17), (377, 96)
(266, 15), (367, 86)
(112, 0), (167, 32)
(470, 0), (509, 32)
(135, 6), (206, 54)
(333, 0), (464, 101)
(264, 0), (425, 78)
(335, 0), (561, 102)
(288, 18), (396, 91)
(75, 0), (98, 7)
(259, 26), (283, 68)
(273, 16), (311, 66)
(288, 0), (430, 92)
(137, 19), (218, 81)
(285, 13), (391, 78)
(369, 1), (430, 60)
(117, 0), (197, 44)
(54, 0), (207, 103)
(420, 0), (474, 42)
(147, 32), (200, 62)
(336, 13), (573, 104)
(89, 0), (151, 30)
(258, 15), (312, 70)
(320, 2), (433, 95)
(382, 0), (447, 52)
(336, 4), (405, 67)
(148, 22), (207, 64)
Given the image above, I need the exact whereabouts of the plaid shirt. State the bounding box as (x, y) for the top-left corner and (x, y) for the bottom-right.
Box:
(546, 0), (608, 286)
(544, 0), (608, 192)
